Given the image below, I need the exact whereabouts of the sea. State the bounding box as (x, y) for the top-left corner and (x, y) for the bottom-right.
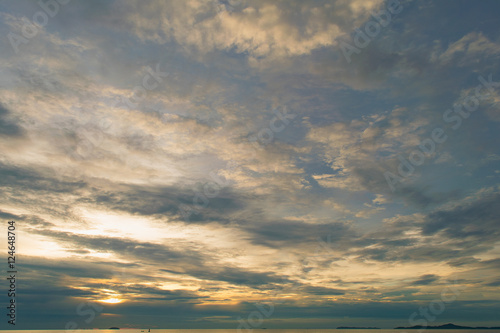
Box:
(2, 330), (500, 333)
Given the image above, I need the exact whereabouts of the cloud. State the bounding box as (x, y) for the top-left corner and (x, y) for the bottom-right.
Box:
(421, 188), (500, 241)
(433, 32), (500, 67)
(301, 285), (345, 295)
(28, 226), (290, 289)
(0, 103), (24, 137)
(111, 0), (387, 62)
(1, 0), (500, 328)
(241, 218), (354, 248)
(412, 274), (439, 286)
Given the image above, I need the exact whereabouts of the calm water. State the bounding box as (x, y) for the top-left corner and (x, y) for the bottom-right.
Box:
(1, 329), (500, 333)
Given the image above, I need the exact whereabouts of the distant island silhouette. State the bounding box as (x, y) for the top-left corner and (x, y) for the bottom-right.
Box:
(394, 323), (500, 329)
(337, 327), (381, 329)
(108, 328), (120, 330)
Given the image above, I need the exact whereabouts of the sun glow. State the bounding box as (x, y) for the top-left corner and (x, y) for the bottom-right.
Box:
(99, 298), (123, 304)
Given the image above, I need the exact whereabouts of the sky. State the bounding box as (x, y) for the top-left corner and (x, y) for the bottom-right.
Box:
(0, 0), (500, 330)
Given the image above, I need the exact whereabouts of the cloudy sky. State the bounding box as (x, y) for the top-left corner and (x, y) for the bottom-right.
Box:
(1, 0), (500, 330)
